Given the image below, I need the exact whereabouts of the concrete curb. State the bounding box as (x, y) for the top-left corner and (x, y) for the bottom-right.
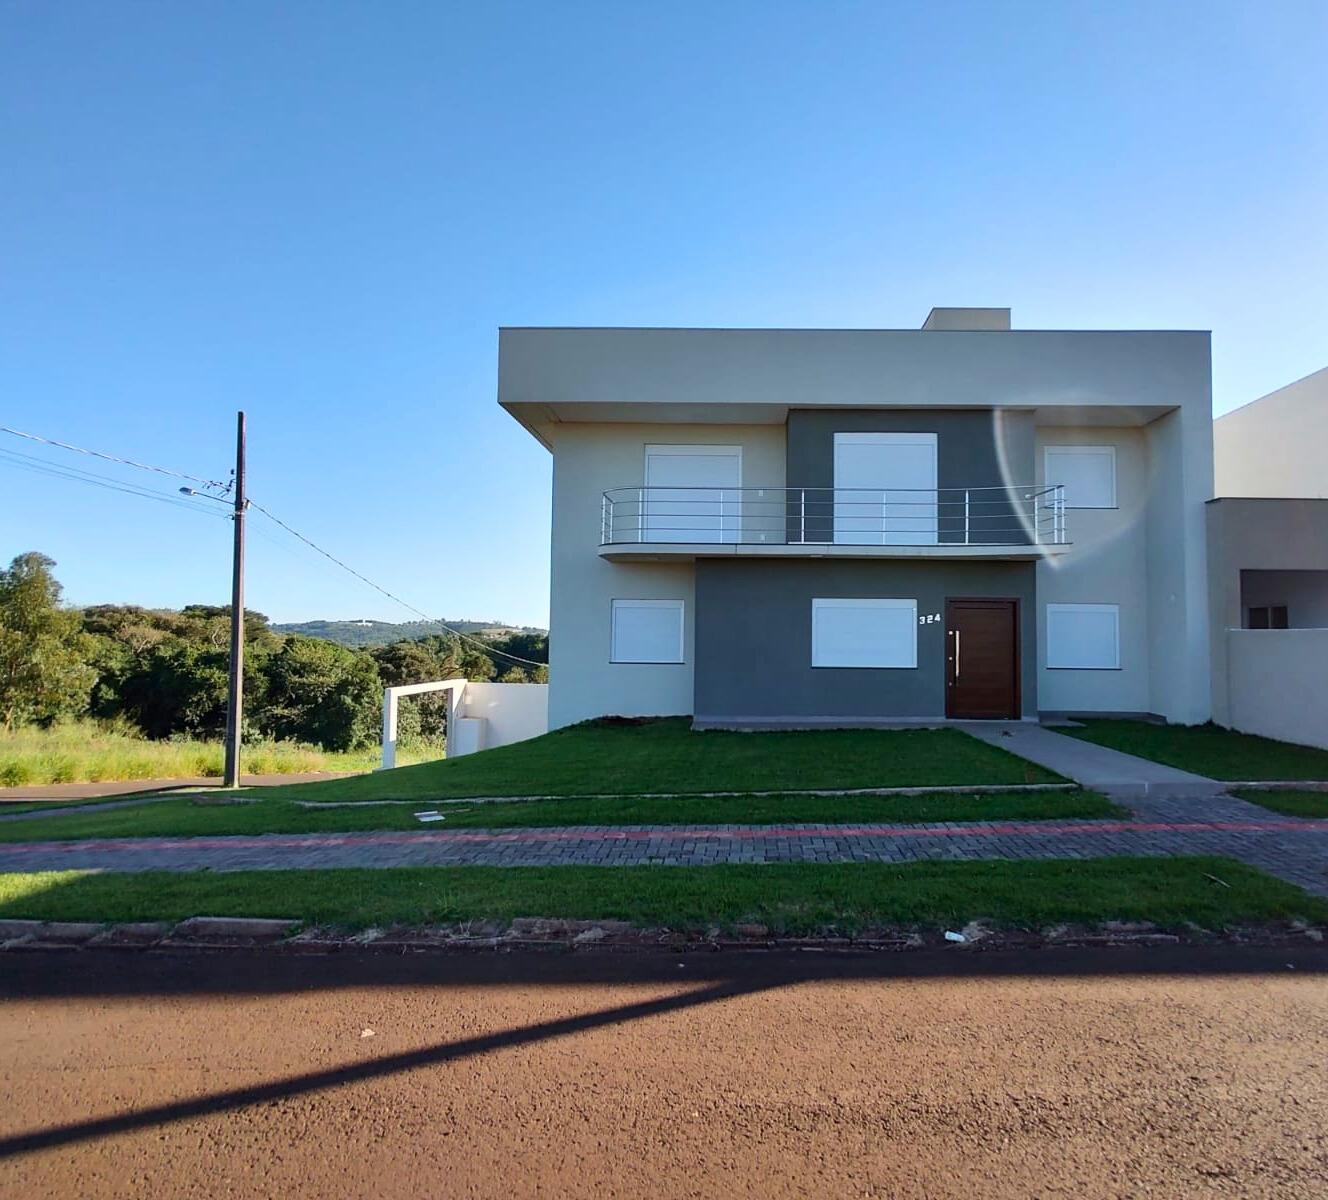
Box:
(1232, 781), (1328, 792)
(0, 915), (1322, 957)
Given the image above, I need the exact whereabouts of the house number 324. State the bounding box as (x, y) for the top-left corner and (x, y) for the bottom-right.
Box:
(918, 613), (942, 625)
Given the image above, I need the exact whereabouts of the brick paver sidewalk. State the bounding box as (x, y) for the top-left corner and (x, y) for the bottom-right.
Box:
(1, 791), (1325, 895)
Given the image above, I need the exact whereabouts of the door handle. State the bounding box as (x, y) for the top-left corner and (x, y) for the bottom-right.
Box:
(952, 630), (961, 681)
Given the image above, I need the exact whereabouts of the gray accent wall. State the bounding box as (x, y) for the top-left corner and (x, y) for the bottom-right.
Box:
(693, 558), (1037, 722)
(785, 409), (1036, 544)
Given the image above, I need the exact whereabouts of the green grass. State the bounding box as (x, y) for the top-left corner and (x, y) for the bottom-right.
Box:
(1233, 789), (1328, 819)
(0, 788), (1121, 843)
(215, 718), (1059, 805)
(0, 720), (439, 788)
(1059, 720), (1328, 782)
(0, 857), (1319, 933)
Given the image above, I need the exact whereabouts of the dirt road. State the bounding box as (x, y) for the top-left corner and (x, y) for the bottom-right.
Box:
(2, 947), (1326, 1198)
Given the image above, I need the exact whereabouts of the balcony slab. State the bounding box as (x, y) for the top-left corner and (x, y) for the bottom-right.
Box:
(598, 541), (1069, 563)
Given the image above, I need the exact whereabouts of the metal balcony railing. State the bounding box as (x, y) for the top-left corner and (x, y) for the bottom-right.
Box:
(600, 484), (1068, 548)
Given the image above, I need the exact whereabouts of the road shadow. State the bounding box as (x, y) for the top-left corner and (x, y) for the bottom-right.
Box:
(1, 943), (1325, 1160)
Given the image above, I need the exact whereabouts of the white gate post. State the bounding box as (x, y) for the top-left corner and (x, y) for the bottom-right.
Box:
(379, 678), (468, 771)
(381, 689), (400, 770)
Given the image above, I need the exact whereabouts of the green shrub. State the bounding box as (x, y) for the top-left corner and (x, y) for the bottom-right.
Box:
(0, 760), (33, 788)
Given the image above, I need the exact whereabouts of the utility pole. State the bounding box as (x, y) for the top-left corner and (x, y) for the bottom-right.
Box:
(223, 411), (247, 788)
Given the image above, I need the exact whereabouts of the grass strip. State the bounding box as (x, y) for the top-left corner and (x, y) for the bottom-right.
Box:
(0, 858), (1321, 933)
(1233, 789), (1328, 819)
(1060, 720), (1328, 782)
(0, 794), (176, 817)
(0, 790), (1121, 843)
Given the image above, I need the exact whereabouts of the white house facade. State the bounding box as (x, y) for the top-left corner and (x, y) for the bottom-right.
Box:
(501, 309), (1214, 731)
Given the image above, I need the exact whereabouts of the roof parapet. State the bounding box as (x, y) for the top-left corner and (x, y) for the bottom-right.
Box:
(922, 307), (1011, 331)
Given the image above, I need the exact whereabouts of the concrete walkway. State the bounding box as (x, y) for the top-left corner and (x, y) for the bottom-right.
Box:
(960, 723), (1223, 799)
(0, 772), (355, 806)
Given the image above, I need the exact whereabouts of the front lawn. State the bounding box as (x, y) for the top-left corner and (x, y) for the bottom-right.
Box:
(1060, 720), (1328, 782)
(215, 719), (1059, 804)
(0, 788), (1120, 843)
(0, 857), (1319, 933)
(1234, 789), (1328, 819)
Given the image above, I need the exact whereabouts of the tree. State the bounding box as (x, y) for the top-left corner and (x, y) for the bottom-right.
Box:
(485, 630), (548, 665)
(0, 553), (96, 728)
(82, 603), (282, 736)
(113, 642), (232, 739)
(369, 639), (452, 742)
(260, 637), (382, 751)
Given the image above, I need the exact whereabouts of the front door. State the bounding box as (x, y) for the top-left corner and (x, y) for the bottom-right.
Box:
(945, 598), (1020, 719)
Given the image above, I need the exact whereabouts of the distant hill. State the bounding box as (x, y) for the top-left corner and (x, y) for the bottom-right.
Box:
(274, 618), (546, 648)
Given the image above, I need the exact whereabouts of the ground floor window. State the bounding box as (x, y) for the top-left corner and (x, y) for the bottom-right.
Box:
(610, 598), (685, 663)
(811, 598), (918, 668)
(1046, 603), (1120, 669)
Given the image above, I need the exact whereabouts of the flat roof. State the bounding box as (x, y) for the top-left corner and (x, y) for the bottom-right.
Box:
(497, 326), (1211, 449)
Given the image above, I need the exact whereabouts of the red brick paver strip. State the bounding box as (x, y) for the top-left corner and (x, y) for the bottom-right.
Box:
(1, 802), (1326, 895)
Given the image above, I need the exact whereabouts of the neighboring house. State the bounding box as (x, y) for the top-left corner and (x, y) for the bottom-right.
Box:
(500, 309), (1214, 730)
(1214, 366), (1328, 499)
(1209, 366), (1328, 749)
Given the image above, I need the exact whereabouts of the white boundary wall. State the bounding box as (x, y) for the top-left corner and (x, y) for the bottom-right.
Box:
(453, 682), (549, 755)
(381, 680), (549, 767)
(1225, 630), (1328, 751)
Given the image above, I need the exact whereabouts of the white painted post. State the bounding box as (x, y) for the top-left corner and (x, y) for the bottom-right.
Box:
(964, 488), (970, 544)
(381, 689), (399, 771)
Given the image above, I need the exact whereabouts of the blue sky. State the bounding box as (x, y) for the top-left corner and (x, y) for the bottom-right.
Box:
(3, 1), (1325, 628)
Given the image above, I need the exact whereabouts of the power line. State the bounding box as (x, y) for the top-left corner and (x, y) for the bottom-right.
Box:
(2, 422), (544, 669)
(0, 445), (228, 515)
(0, 426), (230, 490)
(248, 500), (546, 668)
(0, 448), (232, 520)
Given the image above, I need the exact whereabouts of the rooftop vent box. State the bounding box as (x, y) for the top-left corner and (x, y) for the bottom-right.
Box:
(921, 307), (1011, 332)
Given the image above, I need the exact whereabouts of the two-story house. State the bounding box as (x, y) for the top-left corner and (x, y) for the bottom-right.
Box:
(500, 308), (1213, 731)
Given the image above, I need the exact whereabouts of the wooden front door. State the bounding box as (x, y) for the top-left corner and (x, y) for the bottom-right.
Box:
(945, 599), (1020, 719)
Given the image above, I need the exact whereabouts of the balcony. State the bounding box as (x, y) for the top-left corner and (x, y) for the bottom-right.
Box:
(598, 485), (1068, 562)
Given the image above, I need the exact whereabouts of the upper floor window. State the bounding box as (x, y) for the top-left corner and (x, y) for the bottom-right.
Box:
(1247, 605), (1289, 630)
(1044, 445), (1116, 509)
(833, 432), (938, 545)
(642, 445), (742, 543)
